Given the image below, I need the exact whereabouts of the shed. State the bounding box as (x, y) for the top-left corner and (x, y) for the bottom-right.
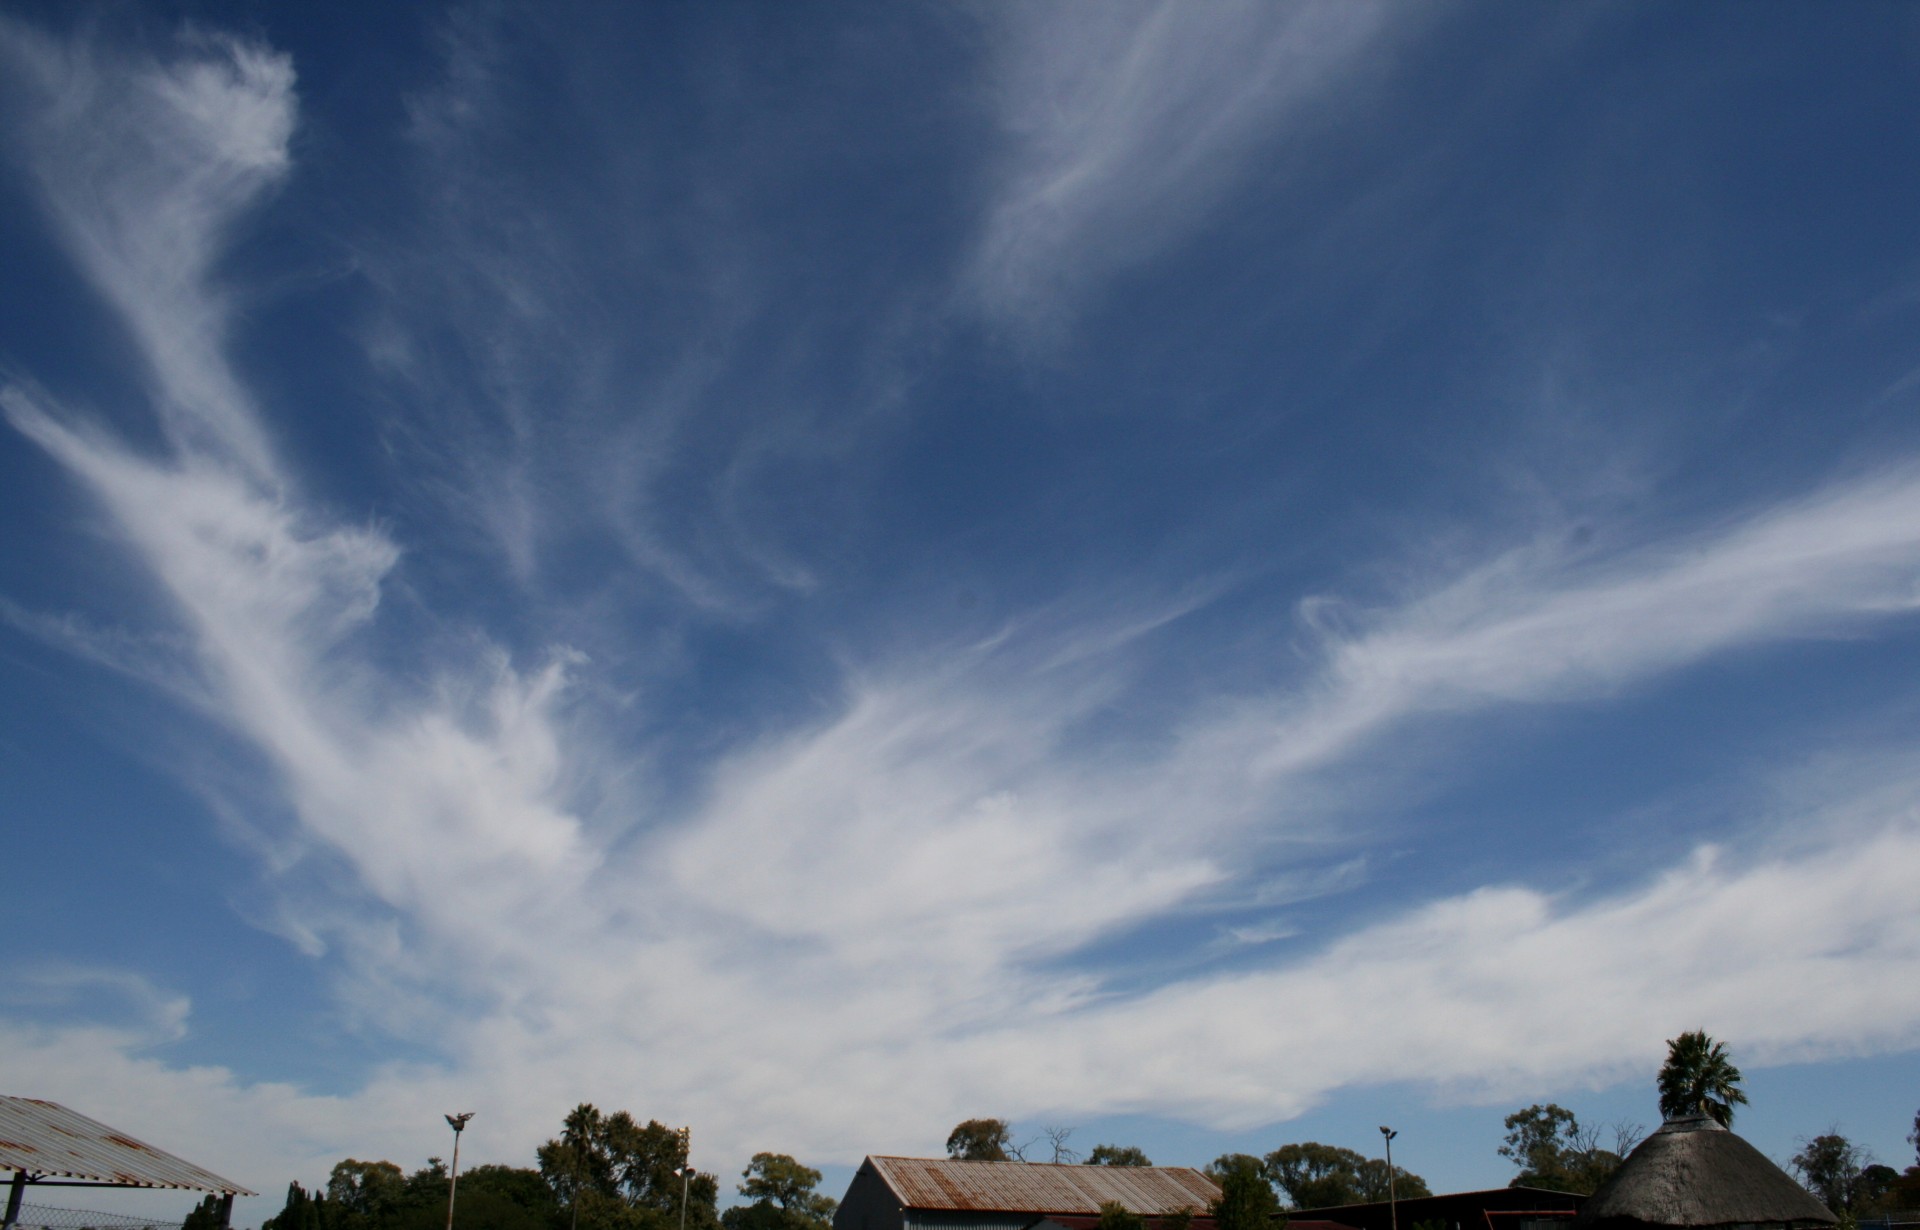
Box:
(0, 1096), (255, 1230)
(833, 1158), (1220, 1230)
(1573, 1115), (1835, 1230)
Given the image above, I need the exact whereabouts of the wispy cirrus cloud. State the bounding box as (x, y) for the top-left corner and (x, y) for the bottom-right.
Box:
(0, 18), (292, 480)
(4, 12), (1920, 1214)
(0, 965), (192, 1044)
(968, 0), (1399, 326)
(1216, 469), (1920, 782)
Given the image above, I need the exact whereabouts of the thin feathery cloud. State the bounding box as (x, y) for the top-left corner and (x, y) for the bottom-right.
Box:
(970, 0), (1397, 327)
(6, 15), (1920, 1205)
(0, 20), (292, 481)
(0, 964), (192, 1044)
(1197, 469), (1920, 782)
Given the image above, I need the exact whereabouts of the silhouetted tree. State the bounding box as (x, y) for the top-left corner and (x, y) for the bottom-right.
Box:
(1657, 1032), (1748, 1127)
(182, 1196), (224, 1230)
(947, 1120), (1014, 1162)
(262, 1182), (332, 1230)
(1792, 1135), (1869, 1215)
(1041, 1127), (1080, 1165)
(1086, 1146), (1152, 1168)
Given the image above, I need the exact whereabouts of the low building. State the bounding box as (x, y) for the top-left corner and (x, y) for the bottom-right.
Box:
(834, 1158), (1220, 1230)
(1286, 1186), (1586, 1230)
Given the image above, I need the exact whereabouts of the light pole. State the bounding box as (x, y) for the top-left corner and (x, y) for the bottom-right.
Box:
(1379, 1127), (1398, 1230)
(672, 1166), (694, 1230)
(445, 1113), (475, 1230)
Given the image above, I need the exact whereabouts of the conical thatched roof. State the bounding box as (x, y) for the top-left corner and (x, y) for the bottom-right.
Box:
(1574, 1114), (1836, 1230)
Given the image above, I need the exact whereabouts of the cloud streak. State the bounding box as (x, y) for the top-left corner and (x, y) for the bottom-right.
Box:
(970, 0), (1396, 325)
(3, 12), (1920, 1213)
(1226, 471), (1920, 781)
(1, 19), (292, 480)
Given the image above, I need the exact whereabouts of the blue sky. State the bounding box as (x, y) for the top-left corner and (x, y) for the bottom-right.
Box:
(2, 1), (1919, 1221)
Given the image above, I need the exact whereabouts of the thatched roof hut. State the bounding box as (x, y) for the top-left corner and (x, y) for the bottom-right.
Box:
(1574, 1114), (1836, 1230)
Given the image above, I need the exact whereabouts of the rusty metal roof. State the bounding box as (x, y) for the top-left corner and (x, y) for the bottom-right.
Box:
(868, 1157), (1219, 1216)
(0, 1097), (254, 1195)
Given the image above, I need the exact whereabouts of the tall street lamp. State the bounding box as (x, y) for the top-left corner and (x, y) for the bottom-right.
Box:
(1379, 1127), (1398, 1230)
(445, 1113), (475, 1230)
(672, 1166), (695, 1230)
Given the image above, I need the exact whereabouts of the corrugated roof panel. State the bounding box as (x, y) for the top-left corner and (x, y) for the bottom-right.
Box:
(870, 1158), (1219, 1216)
(0, 1098), (254, 1195)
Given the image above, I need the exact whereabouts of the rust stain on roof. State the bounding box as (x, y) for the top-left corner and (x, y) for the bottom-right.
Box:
(0, 1096), (254, 1195)
(868, 1158), (1220, 1216)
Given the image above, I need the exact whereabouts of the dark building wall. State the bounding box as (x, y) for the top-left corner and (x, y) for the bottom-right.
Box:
(831, 1164), (1039, 1230)
(1289, 1187), (1586, 1230)
(835, 1162), (907, 1230)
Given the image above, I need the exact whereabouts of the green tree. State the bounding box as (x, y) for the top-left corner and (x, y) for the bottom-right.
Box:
(1210, 1164), (1279, 1230)
(262, 1182), (332, 1230)
(537, 1105), (717, 1230)
(387, 1163), (558, 1230)
(739, 1154), (834, 1218)
(1094, 1203), (1146, 1230)
(1853, 1166), (1899, 1215)
(1264, 1144), (1366, 1209)
(1793, 1135), (1870, 1215)
(541, 1105), (613, 1216)
(1206, 1155), (1267, 1186)
(1086, 1146), (1152, 1168)
(1499, 1106), (1620, 1196)
(1657, 1032), (1748, 1127)
(1355, 1159), (1431, 1203)
(329, 1161), (407, 1230)
(1501, 1106), (1578, 1188)
(720, 1153), (835, 1230)
(721, 1209), (795, 1230)
(947, 1120), (1014, 1162)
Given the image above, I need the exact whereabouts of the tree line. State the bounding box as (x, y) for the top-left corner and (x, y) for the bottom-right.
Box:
(261, 1105), (836, 1230)
(947, 1033), (1920, 1221)
(941, 1117), (1429, 1224)
(264, 1034), (1920, 1230)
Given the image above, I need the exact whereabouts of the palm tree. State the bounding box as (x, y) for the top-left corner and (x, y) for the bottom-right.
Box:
(1657, 1030), (1749, 1127)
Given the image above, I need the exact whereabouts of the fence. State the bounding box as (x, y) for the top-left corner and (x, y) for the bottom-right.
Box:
(5, 1203), (184, 1230)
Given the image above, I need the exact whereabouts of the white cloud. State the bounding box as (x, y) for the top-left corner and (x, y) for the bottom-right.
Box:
(969, 0), (1398, 326)
(1195, 471), (1920, 783)
(0, 20), (293, 480)
(4, 14), (1920, 1212)
(0, 965), (192, 1043)
(7, 797), (1917, 1199)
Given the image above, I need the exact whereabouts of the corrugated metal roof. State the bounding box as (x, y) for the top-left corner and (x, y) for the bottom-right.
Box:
(869, 1158), (1219, 1216)
(1039, 1214), (1220, 1230)
(0, 1097), (255, 1195)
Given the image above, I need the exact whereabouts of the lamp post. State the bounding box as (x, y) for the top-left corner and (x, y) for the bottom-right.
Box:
(672, 1166), (694, 1230)
(1379, 1127), (1398, 1230)
(445, 1113), (475, 1230)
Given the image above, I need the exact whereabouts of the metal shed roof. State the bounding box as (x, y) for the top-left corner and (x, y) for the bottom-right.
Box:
(867, 1158), (1218, 1215)
(0, 1097), (254, 1195)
